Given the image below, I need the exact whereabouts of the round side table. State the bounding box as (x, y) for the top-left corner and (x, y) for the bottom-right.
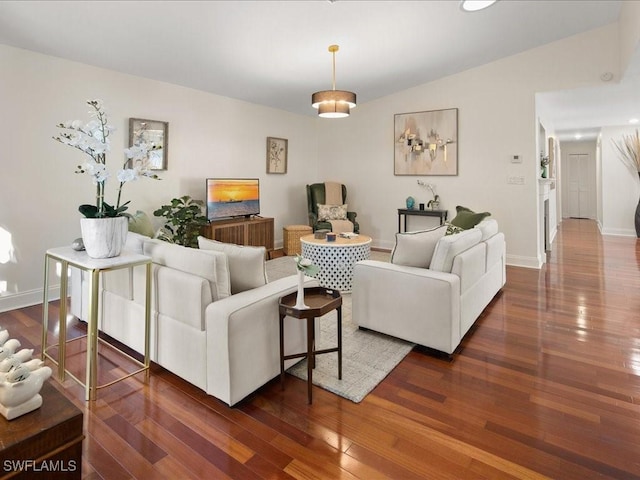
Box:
(300, 234), (372, 292)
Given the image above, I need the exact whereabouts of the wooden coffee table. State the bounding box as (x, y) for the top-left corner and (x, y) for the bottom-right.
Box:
(278, 287), (342, 404)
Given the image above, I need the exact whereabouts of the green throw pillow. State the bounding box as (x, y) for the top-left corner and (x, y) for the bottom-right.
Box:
(450, 206), (490, 230)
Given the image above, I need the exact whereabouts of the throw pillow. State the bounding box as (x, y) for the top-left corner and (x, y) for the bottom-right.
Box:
(390, 225), (447, 268)
(128, 210), (156, 238)
(450, 205), (491, 230)
(197, 236), (268, 294)
(445, 223), (464, 236)
(317, 204), (348, 221)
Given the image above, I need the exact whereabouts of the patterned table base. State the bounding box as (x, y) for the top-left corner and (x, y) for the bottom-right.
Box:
(301, 241), (371, 292)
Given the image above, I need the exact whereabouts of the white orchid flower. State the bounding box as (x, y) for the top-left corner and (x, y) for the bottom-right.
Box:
(117, 169), (138, 183)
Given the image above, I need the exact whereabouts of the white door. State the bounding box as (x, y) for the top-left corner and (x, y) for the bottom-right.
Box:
(566, 153), (591, 218)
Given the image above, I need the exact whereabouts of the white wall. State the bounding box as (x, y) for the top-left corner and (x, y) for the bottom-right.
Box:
(0, 44), (318, 311)
(600, 126), (640, 236)
(0, 21), (629, 311)
(316, 24), (620, 268)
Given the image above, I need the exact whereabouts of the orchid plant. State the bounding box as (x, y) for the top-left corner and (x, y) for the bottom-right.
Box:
(53, 99), (160, 218)
(294, 254), (319, 276)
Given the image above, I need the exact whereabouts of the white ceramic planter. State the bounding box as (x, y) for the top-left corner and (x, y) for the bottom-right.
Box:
(80, 216), (128, 258)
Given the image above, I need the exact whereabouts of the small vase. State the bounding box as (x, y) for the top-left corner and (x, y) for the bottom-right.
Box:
(294, 270), (308, 309)
(406, 196), (415, 210)
(80, 216), (128, 259)
(541, 166), (548, 178)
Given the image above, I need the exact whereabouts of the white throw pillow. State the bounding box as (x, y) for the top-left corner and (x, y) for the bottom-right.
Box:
(317, 204), (348, 221)
(429, 228), (482, 273)
(390, 226), (447, 268)
(197, 237), (268, 294)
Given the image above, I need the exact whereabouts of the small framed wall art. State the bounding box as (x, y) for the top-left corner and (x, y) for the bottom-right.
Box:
(394, 108), (458, 176)
(129, 118), (169, 170)
(266, 137), (288, 174)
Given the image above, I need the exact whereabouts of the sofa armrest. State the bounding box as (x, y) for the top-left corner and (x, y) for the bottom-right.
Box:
(205, 274), (320, 406)
(352, 260), (461, 354)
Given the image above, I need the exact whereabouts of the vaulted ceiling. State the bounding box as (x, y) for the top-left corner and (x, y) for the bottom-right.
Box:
(0, 0), (632, 140)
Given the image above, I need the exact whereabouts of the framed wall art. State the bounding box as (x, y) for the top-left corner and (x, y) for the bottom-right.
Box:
(394, 108), (458, 176)
(129, 118), (168, 170)
(266, 137), (288, 174)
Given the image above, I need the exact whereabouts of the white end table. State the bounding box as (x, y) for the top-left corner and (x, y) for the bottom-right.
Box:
(300, 234), (372, 292)
(42, 246), (152, 401)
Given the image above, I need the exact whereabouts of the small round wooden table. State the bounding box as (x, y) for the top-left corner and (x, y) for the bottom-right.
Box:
(278, 287), (342, 404)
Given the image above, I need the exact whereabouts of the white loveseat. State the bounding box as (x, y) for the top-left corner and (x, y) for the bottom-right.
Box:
(71, 233), (318, 406)
(352, 219), (506, 355)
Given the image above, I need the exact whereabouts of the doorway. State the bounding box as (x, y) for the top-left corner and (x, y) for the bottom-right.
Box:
(564, 152), (595, 219)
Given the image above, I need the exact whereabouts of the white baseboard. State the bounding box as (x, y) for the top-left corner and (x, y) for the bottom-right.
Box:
(0, 286), (60, 313)
(506, 254), (541, 269)
(600, 227), (637, 237)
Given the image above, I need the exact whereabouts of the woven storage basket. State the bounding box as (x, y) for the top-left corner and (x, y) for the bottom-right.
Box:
(283, 225), (312, 255)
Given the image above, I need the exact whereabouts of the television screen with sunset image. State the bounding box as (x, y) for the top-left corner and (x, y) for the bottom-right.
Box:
(206, 178), (260, 221)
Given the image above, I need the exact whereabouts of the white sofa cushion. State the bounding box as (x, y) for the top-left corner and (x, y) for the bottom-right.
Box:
(430, 228), (482, 273)
(390, 226), (447, 268)
(197, 237), (268, 294)
(144, 239), (231, 300)
(474, 218), (499, 241)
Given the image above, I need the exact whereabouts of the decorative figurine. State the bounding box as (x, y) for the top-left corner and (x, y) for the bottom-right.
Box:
(0, 330), (51, 420)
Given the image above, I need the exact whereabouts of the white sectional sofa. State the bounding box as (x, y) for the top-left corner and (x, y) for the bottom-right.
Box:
(71, 233), (318, 406)
(352, 219), (506, 355)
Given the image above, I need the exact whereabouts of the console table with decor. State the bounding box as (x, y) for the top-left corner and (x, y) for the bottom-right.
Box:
(278, 287), (342, 404)
(203, 216), (274, 256)
(398, 208), (448, 232)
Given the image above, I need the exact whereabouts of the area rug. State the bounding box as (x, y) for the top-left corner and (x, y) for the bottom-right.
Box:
(267, 255), (415, 403)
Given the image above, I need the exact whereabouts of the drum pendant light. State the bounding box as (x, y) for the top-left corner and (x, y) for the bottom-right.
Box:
(311, 45), (356, 118)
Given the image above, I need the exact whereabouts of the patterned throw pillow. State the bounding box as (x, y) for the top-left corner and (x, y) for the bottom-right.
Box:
(317, 204), (348, 221)
(445, 222), (464, 236)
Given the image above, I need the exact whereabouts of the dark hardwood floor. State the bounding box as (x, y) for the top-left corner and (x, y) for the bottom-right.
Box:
(2, 218), (640, 479)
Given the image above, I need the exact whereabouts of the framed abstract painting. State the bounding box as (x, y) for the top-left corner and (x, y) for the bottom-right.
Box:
(394, 108), (458, 176)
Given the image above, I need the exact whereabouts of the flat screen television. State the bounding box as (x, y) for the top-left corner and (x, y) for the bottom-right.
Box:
(206, 178), (260, 221)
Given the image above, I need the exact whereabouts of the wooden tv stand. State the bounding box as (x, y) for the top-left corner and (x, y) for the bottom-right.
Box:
(203, 216), (274, 255)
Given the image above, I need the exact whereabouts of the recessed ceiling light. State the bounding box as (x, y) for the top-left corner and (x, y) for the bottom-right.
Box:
(630, 118), (639, 124)
(574, 134), (583, 140)
(460, 0), (498, 12)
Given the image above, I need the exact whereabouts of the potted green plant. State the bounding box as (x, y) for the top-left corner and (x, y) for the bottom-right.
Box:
(154, 196), (208, 248)
(427, 195), (441, 210)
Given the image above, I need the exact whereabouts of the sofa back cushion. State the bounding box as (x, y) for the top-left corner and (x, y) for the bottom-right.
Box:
(390, 226), (447, 268)
(197, 237), (268, 294)
(430, 228), (483, 273)
(144, 239), (231, 301)
(474, 218), (499, 241)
